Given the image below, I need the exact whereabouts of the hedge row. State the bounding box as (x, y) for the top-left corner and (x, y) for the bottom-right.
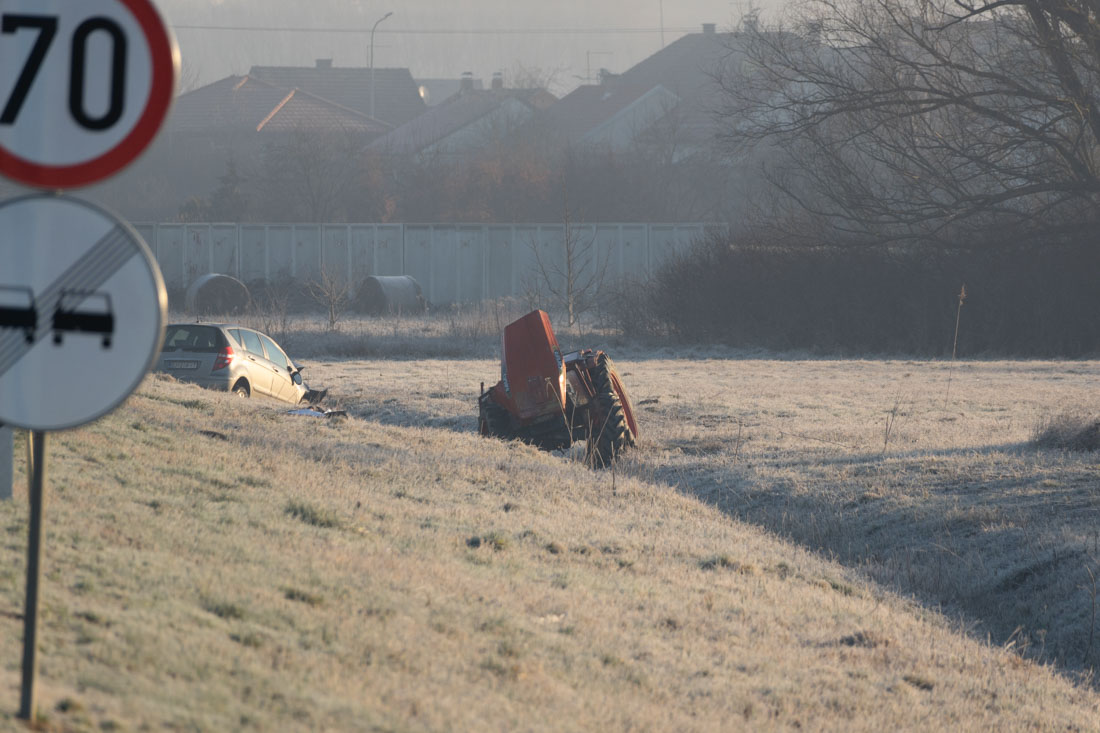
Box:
(615, 233), (1100, 357)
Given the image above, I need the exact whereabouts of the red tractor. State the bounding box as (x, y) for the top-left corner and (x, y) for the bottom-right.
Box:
(478, 310), (638, 467)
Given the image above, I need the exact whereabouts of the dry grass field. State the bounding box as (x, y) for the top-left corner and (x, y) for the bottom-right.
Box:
(1, 312), (1099, 731)
(624, 357), (1100, 674)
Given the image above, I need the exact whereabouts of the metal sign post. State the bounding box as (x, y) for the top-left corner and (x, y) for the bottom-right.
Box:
(0, 425), (11, 501)
(18, 431), (45, 720)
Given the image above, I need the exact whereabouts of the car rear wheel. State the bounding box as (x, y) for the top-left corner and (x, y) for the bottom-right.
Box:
(233, 381), (250, 398)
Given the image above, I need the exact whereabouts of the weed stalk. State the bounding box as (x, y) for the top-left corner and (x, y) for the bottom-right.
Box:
(1084, 565), (1097, 665)
(943, 284), (966, 410)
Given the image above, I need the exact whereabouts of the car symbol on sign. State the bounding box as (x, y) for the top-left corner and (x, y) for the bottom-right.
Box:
(0, 285), (37, 343)
(52, 290), (115, 349)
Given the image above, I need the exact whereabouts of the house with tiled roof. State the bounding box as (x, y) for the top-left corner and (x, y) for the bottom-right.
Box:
(532, 80), (680, 151)
(170, 74), (390, 139)
(368, 73), (557, 159)
(527, 24), (741, 156)
(493, 23), (760, 222)
(148, 68), (402, 223)
(249, 60), (425, 128)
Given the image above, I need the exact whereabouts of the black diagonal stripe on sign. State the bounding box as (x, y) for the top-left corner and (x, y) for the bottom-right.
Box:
(0, 227), (135, 378)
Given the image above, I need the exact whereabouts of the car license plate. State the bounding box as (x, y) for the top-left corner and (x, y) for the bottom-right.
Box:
(167, 360), (200, 369)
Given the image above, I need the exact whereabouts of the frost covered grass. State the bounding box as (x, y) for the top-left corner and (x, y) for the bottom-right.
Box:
(1034, 410), (1100, 452)
(310, 355), (1100, 679)
(171, 303), (623, 361)
(614, 358), (1100, 678)
(0, 354), (1098, 730)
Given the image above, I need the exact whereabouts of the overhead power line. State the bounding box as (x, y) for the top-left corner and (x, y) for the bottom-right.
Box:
(172, 24), (699, 36)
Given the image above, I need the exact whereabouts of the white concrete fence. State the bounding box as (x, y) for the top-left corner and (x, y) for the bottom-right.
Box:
(134, 222), (715, 305)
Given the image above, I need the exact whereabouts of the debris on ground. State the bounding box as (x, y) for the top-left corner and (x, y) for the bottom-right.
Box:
(303, 388), (329, 405)
(287, 407), (347, 419)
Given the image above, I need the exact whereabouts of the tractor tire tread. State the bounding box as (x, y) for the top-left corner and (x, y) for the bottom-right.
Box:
(479, 396), (514, 440)
(588, 354), (635, 468)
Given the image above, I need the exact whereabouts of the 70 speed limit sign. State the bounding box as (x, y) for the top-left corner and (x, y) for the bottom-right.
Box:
(0, 0), (178, 189)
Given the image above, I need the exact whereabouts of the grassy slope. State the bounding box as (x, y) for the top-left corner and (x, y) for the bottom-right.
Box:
(0, 370), (1097, 731)
(319, 352), (1100, 678)
(310, 349), (1100, 675)
(618, 357), (1100, 676)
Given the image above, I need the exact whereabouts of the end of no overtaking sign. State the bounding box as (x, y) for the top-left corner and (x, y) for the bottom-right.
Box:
(0, 0), (178, 189)
(0, 194), (167, 431)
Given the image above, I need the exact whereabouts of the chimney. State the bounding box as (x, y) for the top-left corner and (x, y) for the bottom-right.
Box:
(460, 71), (474, 93)
(491, 71), (503, 91)
(702, 23), (716, 34)
(316, 58), (333, 69)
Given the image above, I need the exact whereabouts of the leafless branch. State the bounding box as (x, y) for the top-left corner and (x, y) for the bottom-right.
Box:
(712, 0), (1100, 242)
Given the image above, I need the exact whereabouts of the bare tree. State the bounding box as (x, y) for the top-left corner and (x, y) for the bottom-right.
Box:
(716, 0), (1100, 243)
(251, 277), (294, 340)
(508, 62), (568, 96)
(309, 266), (351, 331)
(255, 126), (369, 222)
(528, 177), (611, 326)
(177, 158), (249, 222)
(619, 96), (741, 222)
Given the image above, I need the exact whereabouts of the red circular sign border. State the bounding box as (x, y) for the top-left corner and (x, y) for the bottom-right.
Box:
(0, 0), (177, 189)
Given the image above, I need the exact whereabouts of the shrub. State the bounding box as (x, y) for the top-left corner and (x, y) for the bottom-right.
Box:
(203, 599), (246, 620)
(283, 587), (325, 606)
(285, 500), (341, 528)
(482, 531), (511, 551)
(1033, 412), (1100, 451)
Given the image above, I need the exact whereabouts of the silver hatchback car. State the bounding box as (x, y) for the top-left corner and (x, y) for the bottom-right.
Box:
(156, 323), (315, 404)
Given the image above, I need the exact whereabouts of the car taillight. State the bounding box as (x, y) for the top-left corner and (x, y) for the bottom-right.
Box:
(212, 346), (234, 371)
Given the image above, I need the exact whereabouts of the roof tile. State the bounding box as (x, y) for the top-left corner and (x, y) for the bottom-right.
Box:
(249, 65), (425, 127)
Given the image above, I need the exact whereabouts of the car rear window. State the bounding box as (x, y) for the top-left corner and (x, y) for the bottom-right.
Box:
(163, 325), (227, 353)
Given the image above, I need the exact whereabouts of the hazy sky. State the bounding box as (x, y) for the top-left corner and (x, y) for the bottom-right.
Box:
(156, 0), (785, 94)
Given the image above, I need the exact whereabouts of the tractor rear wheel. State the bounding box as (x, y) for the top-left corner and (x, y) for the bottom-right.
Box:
(479, 396), (514, 440)
(587, 354), (636, 468)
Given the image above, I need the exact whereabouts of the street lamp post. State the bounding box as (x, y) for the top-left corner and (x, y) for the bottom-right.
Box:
(369, 11), (393, 120)
(659, 0), (665, 48)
